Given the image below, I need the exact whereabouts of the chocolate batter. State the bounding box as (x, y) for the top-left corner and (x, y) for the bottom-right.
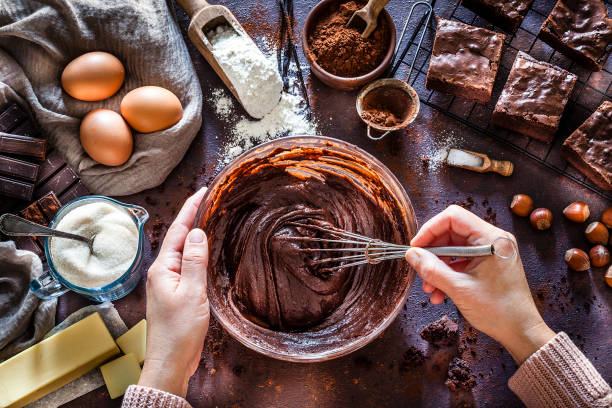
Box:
(200, 141), (413, 336)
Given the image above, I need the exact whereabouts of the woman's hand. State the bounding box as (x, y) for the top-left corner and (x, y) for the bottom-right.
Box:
(405, 205), (555, 364)
(138, 188), (209, 397)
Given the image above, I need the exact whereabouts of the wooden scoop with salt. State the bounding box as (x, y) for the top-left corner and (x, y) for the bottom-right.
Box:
(445, 148), (514, 176)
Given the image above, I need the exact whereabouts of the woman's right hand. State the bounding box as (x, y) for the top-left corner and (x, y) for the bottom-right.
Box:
(405, 205), (555, 364)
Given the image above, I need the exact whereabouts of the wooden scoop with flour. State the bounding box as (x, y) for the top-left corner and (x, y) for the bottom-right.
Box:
(176, 0), (282, 118)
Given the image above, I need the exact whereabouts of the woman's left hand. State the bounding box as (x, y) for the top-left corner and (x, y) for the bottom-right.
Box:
(138, 187), (209, 398)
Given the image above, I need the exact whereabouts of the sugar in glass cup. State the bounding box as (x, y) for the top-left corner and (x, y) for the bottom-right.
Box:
(29, 196), (149, 302)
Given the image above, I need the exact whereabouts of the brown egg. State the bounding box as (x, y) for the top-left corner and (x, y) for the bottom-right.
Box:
(62, 52), (125, 101)
(120, 86), (183, 133)
(80, 109), (133, 166)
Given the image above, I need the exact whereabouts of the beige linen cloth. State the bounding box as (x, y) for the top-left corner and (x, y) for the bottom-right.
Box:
(0, 0), (202, 196)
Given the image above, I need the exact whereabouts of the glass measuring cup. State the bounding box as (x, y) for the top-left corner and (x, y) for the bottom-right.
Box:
(29, 196), (149, 302)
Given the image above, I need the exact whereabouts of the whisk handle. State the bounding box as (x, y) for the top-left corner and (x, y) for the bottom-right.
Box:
(424, 245), (493, 258)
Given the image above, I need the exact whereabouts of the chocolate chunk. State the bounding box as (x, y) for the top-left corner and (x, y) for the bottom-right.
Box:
(460, 0), (535, 33)
(491, 51), (577, 143)
(20, 201), (46, 225)
(0, 134), (47, 161)
(420, 315), (459, 347)
(0, 104), (28, 132)
(0, 155), (39, 181)
(0, 176), (34, 201)
(35, 165), (78, 199)
(445, 358), (477, 391)
(58, 181), (89, 205)
(37, 192), (62, 221)
(561, 101), (612, 190)
(426, 18), (505, 104)
(538, 0), (612, 71)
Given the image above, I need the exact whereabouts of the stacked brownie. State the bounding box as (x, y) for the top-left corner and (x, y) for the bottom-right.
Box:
(491, 52), (577, 143)
(461, 0), (535, 33)
(426, 18), (505, 104)
(561, 101), (612, 191)
(538, 0), (612, 71)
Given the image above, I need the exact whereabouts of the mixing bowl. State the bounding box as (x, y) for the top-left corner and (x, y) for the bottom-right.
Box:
(195, 136), (417, 362)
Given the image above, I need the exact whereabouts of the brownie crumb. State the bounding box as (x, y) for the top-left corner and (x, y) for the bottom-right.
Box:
(401, 346), (425, 372)
(445, 358), (477, 391)
(421, 157), (430, 167)
(420, 315), (459, 347)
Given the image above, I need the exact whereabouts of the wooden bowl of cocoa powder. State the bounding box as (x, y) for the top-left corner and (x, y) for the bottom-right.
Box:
(302, 0), (396, 91)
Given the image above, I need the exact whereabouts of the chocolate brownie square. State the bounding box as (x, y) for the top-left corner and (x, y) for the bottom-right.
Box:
(561, 101), (612, 190)
(426, 18), (505, 104)
(461, 0), (535, 33)
(538, 0), (612, 71)
(491, 51), (577, 142)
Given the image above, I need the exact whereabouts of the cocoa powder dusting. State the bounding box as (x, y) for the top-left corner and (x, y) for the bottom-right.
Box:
(361, 110), (403, 127)
(307, 0), (390, 77)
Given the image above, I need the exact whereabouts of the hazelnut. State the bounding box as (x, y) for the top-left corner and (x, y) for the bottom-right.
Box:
(602, 207), (612, 228)
(585, 221), (609, 245)
(606, 265), (612, 288)
(562, 201), (590, 223)
(510, 194), (534, 217)
(564, 248), (590, 271)
(530, 208), (553, 230)
(589, 245), (610, 268)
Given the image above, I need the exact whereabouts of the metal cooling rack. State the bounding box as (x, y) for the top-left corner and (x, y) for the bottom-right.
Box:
(398, 0), (612, 201)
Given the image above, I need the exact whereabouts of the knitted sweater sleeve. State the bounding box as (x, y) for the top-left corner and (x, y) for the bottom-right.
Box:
(121, 385), (192, 408)
(509, 332), (612, 408)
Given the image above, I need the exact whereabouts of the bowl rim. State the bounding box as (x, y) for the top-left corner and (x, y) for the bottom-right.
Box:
(194, 135), (417, 362)
(301, 0), (397, 85)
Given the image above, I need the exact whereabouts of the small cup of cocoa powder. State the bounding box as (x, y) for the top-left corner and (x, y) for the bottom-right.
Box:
(302, 0), (396, 90)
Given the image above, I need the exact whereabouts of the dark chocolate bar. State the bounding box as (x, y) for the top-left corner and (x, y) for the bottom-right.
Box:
(12, 120), (40, 138)
(0, 104), (28, 132)
(35, 165), (78, 199)
(36, 150), (65, 184)
(0, 155), (39, 181)
(58, 181), (90, 205)
(0, 175), (34, 200)
(0, 134), (47, 161)
(12, 236), (43, 257)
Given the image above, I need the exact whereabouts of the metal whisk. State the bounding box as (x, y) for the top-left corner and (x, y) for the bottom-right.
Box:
(286, 222), (515, 273)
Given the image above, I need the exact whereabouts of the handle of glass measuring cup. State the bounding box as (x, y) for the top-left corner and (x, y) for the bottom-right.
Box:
(30, 268), (69, 300)
(367, 125), (393, 141)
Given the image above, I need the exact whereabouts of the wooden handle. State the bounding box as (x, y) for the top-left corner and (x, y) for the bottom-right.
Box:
(365, 0), (392, 15)
(176, 0), (210, 17)
(489, 159), (514, 176)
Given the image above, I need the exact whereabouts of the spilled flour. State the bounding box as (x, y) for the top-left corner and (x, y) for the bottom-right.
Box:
(207, 29), (317, 166)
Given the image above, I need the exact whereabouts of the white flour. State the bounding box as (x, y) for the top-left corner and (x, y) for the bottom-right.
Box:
(208, 26), (283, 119)
(49, 202), (138, 288)
(207, 30), (317, 166)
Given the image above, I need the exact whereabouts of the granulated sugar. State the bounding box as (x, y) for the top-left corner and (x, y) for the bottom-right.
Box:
(208, 25), (283, 119)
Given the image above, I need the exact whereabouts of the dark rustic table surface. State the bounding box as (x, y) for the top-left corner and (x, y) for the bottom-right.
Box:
(61, 0), (611, 407)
